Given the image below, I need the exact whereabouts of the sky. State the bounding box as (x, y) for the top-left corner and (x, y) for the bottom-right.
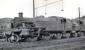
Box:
(0, 0), (85, 19)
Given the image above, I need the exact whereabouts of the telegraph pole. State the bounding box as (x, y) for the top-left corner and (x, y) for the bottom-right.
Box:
(78, 7), (80, 19)
(61, 0), (64, 11)
(78, 7), (81, 32)
(33, 0), (35, 18)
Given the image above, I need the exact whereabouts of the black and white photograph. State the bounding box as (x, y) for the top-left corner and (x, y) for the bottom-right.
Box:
(0, 0), (85, 50)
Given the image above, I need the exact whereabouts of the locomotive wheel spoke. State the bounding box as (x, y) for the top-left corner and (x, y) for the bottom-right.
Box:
(28, 37), (38, 41)
(27, 33), (39, 41)
(8, 34), (20, 42)
(42, 35), (50, 40)
(80, 32), (84, 36)
(77, 32), (84, 37)
(14, 34), (20, 42)
(74, 33), (78, 37)
(57, 33), (62, 39)
(64, 33), (70, 38)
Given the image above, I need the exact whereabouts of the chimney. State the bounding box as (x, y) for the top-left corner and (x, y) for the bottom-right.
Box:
(19, 12), (23, 18)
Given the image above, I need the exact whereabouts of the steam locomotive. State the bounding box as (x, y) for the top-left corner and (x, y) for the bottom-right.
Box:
(4, 13), (85, 42)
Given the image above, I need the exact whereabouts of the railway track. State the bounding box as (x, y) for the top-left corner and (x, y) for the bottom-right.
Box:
(19, 41), (85, 50)
(0, 36), (85, 50)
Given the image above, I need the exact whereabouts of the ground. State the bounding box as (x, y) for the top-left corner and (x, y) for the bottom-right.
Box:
(0, 37), (85, 50)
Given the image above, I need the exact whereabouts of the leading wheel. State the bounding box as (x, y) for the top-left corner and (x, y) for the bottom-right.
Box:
(9, 34), (20, 42)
